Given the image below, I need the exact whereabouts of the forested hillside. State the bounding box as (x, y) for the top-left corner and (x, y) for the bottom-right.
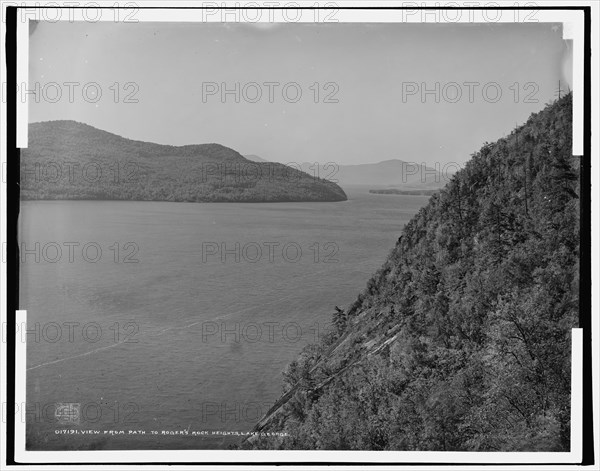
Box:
(20, 121), (347, 203)
(246, 94), (578, 451)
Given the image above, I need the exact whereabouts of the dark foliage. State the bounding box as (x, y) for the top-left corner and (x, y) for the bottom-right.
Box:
(20, 121), (347, 203)
(246, 94), (578, 451)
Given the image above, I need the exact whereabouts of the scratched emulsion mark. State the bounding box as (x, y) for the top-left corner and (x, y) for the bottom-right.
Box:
(54, 403), (80, 425)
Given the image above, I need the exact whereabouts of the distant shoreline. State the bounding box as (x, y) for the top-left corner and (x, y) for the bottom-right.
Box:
(369, 188), (440, 196)
(19, 197), (349, 204)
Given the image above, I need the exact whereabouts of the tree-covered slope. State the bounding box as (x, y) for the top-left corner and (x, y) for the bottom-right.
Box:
(20, 121), (347, 202)
(247, 94), (578, 451)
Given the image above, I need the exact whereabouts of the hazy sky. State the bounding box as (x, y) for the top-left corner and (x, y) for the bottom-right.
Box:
(28, 21), (571, 166)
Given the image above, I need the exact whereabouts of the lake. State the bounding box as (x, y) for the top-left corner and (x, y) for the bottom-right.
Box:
(20, 187), (430, 449)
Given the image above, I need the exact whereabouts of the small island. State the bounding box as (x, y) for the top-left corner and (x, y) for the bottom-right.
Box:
(369, 188), (439, 196)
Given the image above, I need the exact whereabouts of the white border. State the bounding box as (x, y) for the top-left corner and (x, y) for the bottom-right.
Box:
(16, 10), (28, 148)
(11, 4), (586, 157)
(12, 313), (586, 464)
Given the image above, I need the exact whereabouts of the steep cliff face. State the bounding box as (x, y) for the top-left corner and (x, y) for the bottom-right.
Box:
(247, 94), (578, 451)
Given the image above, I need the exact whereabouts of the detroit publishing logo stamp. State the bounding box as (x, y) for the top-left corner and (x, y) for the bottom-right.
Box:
(54, 403), (81, 425)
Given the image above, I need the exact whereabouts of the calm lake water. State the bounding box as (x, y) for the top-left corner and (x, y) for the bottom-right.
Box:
(20, 187), (429, 449)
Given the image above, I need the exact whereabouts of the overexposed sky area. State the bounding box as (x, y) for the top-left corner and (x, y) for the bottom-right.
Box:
(28, 21), (572, 166)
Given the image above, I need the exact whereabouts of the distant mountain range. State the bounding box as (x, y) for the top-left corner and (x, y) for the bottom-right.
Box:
(20, 121), (347, 203)
(369, 188), (439, 196)
(244, 154), (269, 163)
(296, 160), (449, 189)
(242, 156), (450, 189)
